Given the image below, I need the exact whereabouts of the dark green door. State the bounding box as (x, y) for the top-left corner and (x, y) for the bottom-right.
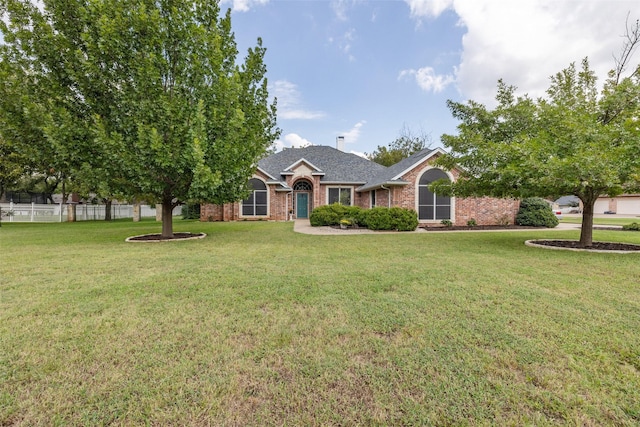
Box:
(296, 193), (309, 218)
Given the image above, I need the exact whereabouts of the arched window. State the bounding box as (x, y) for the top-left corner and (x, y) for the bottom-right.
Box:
(293, 181), (312, 191)
(418, 169), (451, 220)
(242, 178), (267, 216)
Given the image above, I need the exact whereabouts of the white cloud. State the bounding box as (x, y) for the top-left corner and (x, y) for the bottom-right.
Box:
(340, 121), (366, 144)
(331, 0), (364, 22)
(405, 0), (640, 105)
(272, 133), (314, 151)
(405, 0), (454, 19)
(328, 28), (357, 61)
(350, 150), (367, 158)
(223, 0), (269, 12)
(399, 67), (456, 93)
(330, 0), (350, 21)
(270, 80), (325, 120)
(340, 29), (356, 61)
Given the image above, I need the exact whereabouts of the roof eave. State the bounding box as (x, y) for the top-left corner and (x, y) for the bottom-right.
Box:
(391, 147), (448, 180)
(321, 181), (368, 185)
(256, 166), (277, 181)
(357, 181), (410, 192)
(283, 158), (324, 174)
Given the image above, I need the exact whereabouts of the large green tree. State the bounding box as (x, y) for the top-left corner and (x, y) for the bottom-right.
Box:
(434, 25), (640, 247)
(0, 55), (70, 204)
(0, 0), (279, 237)
(367, 125), (431, 166)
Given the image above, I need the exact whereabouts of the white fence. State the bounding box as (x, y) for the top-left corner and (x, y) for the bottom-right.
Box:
(0, 202), (182, 223)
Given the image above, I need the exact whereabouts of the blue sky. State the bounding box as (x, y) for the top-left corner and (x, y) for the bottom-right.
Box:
(224, 0), (640, 156)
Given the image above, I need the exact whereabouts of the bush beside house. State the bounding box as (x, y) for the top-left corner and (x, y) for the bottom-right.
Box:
(515, 197), (559, 228)
(310, 204), (418, 231)
(309, 204), (364, 227)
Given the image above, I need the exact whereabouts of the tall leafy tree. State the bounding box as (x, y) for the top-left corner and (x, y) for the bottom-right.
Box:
(0, 55), (68, 204)
(434, 22), (640, 247)
(0, 0), (279, 237)
(367, 125), (431, 166)
(0, 136), (24, 225)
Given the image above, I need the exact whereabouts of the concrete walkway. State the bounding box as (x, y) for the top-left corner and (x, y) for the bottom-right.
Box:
(293, 219), (583, 235)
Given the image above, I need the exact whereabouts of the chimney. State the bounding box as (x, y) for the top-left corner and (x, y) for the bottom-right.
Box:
(336, 136), (345, 152)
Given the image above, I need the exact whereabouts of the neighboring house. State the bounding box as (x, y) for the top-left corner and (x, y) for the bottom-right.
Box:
(554, 195), (582, 213)
(200, 145), (520, 226)
(594, 194), (640, 215)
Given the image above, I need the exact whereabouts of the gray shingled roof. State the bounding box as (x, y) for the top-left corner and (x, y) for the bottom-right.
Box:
(258, 146), (440, 192)
(258, 145), (386, 184)
(357, 148), (436, 191)
(555, 195), (580, 206)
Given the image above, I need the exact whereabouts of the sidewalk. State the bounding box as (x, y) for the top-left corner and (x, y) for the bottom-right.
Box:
(293, 220), (583, 235)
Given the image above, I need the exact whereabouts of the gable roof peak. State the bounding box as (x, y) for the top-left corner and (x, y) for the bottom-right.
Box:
(258, 144), (385, 183)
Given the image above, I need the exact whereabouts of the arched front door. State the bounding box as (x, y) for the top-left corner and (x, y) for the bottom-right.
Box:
(293, 180), (313, 219)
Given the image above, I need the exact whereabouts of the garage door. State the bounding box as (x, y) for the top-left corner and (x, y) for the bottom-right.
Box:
(616, 198), (640, 215)
(594, 200), (610, 213)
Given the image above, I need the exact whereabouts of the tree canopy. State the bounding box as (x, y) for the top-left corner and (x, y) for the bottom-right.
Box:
(367, 125), (431, 166)
(434, 22), (640, 247)
(0, 0), (280, 237)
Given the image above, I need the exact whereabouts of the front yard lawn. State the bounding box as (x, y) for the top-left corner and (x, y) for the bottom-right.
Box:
(1, 221), (639, 425)
(560, 216), (640, 226)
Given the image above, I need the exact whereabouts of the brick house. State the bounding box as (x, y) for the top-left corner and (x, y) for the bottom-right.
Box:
(200, 145), (520, 226)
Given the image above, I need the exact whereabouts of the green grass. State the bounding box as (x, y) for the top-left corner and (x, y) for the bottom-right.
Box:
(560, 216), (640, 226)
(1, 220), (640, 425)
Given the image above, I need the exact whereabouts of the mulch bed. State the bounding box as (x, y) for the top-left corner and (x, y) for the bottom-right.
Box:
(530, 240), (640, 251)
(422, 225), (535, 231)
(127, 232), (206, 242)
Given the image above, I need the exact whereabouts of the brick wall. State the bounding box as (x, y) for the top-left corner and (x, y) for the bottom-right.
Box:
(201, 170), (291, 222)
(200, 202), (240, 221)
(354, 191), (369, 209)
(200, 203), (223, 221)
(388, 153), (519, 226)
(454, 197), (520, 226)
(374, 188), (391, 208)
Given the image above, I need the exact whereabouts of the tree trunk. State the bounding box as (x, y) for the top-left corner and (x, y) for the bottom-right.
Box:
(104, 199), (112, 221)
(61, 179), (67, 204)
(161, 200), (174, 238)
(579, 198), (596, 247)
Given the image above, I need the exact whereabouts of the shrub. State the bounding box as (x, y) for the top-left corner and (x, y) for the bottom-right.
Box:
(182, 203), (201, 220)
(441, 219), (453, 227)
(345, 205), (366, 226)
(622, 222), (640, 231)
(515, 197), (559, 227)
(310, 205), (417, 231)
(361, 207), (418, 231)
(362, 207), (391, 230)
(389, 207), (419, 231)
(310, 204), (364, 226)
(467, 218), (477, 227)
(309, 204), (343, 226)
